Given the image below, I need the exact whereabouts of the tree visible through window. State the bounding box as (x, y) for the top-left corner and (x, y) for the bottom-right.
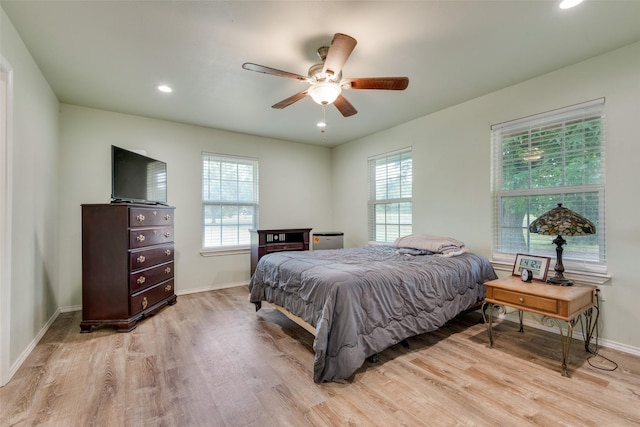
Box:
(492, 99), (606, 267)
(202, 153), (258, 249)
(368, 148), (412, 243)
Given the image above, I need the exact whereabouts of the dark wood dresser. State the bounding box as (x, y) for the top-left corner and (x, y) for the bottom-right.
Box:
(80, 203), (177, 332)
(250, 228), (311, 275)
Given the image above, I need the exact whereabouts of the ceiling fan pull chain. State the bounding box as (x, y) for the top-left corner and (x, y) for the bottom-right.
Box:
(323, 104), (326, 127)
(319, 105), (327, 142)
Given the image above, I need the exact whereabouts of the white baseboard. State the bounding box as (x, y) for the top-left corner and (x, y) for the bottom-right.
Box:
(60, 304), (81, 313)
(6, 307), (61, 384)
(597, 338), (640, 357)
(176, 280), (248, 296)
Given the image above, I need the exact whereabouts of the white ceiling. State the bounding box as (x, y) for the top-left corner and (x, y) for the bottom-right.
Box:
(3, 1), (640, 147)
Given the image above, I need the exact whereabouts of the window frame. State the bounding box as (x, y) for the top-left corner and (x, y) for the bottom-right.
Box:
(491, 98), (607, 279)
(367, 147), (413, 243)
(201, 152), (259, 255)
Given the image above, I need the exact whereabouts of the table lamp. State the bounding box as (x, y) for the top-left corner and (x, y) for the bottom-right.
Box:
(528, 203), (595, 286)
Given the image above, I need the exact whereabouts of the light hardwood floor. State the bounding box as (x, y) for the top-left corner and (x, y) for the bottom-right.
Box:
(2, 286), (639, 426)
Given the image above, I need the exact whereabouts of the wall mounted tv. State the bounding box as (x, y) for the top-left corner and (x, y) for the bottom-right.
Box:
(111, 145), (167, 205)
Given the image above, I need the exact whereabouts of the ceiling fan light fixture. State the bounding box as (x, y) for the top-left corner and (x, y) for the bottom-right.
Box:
(243, 33), (406, 117)
(308, 81), (341, 105)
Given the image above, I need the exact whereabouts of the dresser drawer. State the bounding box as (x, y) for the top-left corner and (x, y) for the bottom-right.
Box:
(129, 226), (174, 248)
(130, 244), (174, 271)
(129, 207), (174, 227)
(492, 288), (558, 315)
(130, 279), (175, 316)
(129, 261), (174, 294)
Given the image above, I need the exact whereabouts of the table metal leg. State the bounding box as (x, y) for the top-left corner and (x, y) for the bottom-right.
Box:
(518, 310), (524, 333)
(482, 302), (495, 348)
(545, 317), (577, 377)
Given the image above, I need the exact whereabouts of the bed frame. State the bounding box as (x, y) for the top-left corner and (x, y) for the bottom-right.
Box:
(250, 246), (497, 382)
(270, 302), (408, 363)
(271, 303), (317, 335)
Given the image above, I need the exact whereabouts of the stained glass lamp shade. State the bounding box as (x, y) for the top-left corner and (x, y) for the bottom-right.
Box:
(528, 203), (596, 286)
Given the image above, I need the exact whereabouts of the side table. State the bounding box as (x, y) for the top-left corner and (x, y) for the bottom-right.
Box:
(483, 276), (596, 377)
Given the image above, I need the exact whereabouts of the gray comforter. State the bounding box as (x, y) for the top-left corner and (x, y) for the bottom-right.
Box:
(248, 245), (497, 383)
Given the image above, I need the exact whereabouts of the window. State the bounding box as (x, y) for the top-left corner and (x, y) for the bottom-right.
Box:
(202, 153), (258, 250)
(491, 99), (606, 270)
(368, 148), (412, 243)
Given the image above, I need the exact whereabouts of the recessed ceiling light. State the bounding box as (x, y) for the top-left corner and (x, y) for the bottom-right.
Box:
(559, 0), (584, 9)
(317, 121), (327, 128)
(156, 84), (173, 93)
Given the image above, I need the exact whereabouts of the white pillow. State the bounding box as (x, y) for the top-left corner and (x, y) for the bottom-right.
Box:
(393, 234), (465, 252)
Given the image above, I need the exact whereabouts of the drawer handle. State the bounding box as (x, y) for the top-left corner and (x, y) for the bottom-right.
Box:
(519, 297), (525, 303)
(165, 214), (171, 221)
(136, 214), (145, 222)
(137, 276), (146, 285)
(165, 249), (172, 256)
(136, 255), (146, 263)
(142, 297), (148, 310)
(165, 284), (172, 292)
(164, 267), (172, 274)
(164, 232), (171, 238)
(136, 234), (145, 242)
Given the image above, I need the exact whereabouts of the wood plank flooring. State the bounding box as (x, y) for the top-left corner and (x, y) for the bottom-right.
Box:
(2, 286), (639, 426)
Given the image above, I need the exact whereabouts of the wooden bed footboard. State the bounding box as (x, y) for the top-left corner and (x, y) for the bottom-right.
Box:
(270, 303), (317, 336)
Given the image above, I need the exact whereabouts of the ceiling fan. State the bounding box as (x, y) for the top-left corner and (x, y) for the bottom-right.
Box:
(242, 33), (409, 117)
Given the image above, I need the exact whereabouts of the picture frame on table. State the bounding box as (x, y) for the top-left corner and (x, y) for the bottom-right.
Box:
(512, 253), (551, 282)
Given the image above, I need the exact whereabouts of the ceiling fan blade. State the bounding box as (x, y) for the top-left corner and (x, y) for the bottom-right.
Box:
(242, 62), (308, 82)
(272, 90), (309, 109)
(322, 33), (357, 78)
(344, 77), (409, 90)
(333, 94), (357, 117)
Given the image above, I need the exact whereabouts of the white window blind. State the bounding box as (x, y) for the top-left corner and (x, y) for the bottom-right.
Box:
(491, 98), (606, 270)
(146, 161), (167, 204)
(368, 147), (412, 243)
(202, 153), (258, 249)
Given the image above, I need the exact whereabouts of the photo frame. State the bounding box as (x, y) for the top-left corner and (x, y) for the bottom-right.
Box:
(512, 253), (551, 282)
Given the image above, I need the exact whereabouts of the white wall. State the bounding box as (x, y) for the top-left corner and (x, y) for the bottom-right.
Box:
(333, 41), (640, 350)
(0, 8), (60, 378)
(57, 104), (333, 304)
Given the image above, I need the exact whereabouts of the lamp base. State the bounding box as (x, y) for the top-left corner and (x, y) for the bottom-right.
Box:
(547, 277), (574, 286)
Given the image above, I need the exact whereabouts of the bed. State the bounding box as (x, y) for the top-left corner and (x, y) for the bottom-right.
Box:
(248, 235), (498, 383)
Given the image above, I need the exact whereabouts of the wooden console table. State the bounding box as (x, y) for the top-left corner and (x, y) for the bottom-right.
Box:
(483, 276), (596, 377)
(249, 228), (311, 276)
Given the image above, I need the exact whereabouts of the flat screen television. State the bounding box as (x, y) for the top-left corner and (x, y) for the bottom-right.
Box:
(111, 145), (167, 205)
